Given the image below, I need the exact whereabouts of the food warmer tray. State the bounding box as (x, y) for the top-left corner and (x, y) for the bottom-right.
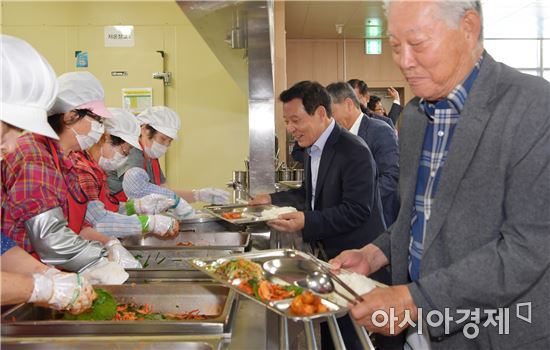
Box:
(190, 249), (369, 322)
(203, 204), (279, 225)
(1, 282), (237, 337)
(121, 231), (250, 270)
(1, 338), (226, 350)
(122, 231), (250, 251)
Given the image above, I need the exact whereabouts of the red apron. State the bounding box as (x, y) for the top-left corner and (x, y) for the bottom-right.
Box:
(78, 152), (120, 212)
(113, 190), (128, 203)
(139, 140), (162, 185)
(113, 146), (162, 201)
(149, 158), (162, 186)
(47, 139), (87, 234)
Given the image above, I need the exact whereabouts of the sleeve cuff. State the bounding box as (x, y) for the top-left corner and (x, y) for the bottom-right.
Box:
(372, 231), (391, 260)
(302, 211), (321, 242)
(408, 281), (447, 338)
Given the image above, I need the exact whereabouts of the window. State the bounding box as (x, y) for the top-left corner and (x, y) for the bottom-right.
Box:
(484, 39), (549, 82)
(484, 39), (539, 68)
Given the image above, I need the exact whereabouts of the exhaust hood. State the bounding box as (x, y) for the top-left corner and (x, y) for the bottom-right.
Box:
(178, 1), (276, 194)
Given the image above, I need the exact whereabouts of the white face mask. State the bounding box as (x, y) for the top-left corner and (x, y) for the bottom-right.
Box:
(98, 149), (128, 171)
(71, 119), (104, 150)
(144, 141), (168, 159)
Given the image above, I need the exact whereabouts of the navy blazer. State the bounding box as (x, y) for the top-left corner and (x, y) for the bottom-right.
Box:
(271, 123), (389, 282)
(357, 114), (400, 226)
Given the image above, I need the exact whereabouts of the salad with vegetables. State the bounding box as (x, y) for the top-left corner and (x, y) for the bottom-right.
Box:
(214, 258), (303, 302)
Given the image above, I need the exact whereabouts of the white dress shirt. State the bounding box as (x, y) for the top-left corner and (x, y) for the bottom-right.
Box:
(348, 112), (364, 136)
(308, 119), (335, 210)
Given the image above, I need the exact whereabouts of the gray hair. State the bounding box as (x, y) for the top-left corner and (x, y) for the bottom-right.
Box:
(326, 82), (361, 109)
(384, 0), (484, 41)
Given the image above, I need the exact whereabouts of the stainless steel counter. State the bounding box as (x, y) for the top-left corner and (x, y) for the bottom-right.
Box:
(1, 224), (327, 350)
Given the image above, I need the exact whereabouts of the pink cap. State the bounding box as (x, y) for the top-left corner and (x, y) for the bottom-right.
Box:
(77, 100), (113, 119)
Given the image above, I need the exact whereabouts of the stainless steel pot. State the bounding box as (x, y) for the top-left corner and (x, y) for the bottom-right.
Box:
(230, 170), (249, 202)
(276, 169), (293, 182)
(292, 169), (304, 182)
(276, 169), (304, 182)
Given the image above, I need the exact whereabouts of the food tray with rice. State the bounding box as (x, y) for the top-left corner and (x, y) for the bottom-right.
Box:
(190, 249), (383, 322)
(203, 204), (298, 225)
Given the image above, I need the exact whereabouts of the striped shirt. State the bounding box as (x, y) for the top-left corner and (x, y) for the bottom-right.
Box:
(409, 56), (483, 281)
(1, 134), (89, 252)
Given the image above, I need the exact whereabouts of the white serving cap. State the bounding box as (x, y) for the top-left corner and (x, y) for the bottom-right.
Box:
(0, 35), (59, 139)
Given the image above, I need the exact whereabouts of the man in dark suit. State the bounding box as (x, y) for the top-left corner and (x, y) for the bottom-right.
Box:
(331, 1), (550, 349)
(327, 82), (400, 227)
(250, 80), (387, 350)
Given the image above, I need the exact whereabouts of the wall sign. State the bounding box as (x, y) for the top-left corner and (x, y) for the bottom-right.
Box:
(122, 88), (152, 114)
(75, 51), (88, 68)
(104, 25), (135, 47)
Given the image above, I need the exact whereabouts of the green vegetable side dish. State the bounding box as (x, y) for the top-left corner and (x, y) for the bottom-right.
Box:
(133, 252), (167, 268)
(63, 288), (117, 321)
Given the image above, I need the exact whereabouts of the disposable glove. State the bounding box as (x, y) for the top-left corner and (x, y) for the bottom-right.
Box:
(80, 258), (129, 285)
(105, 239), (142, 268)
(28, 270), (96, 315)
(125, 193), (175, 215)
(138, 214), (179, 238)
(192, 188), (230, 205)
(173, 197), (194, 219)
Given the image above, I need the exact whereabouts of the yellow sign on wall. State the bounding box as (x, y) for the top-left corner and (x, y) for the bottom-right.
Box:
(122, 88), (152, 114)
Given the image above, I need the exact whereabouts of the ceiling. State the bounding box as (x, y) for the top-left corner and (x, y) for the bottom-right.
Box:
(285, 0), (550, 39)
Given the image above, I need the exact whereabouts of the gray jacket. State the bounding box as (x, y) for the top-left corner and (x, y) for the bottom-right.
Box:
(373, 53), (550, 348)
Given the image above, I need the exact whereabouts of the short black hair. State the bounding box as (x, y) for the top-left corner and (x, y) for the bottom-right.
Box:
(367, 95), (382, 111)
(109, 134), (126, 146)
(347, 79), (369, 96)
(326, 82), (361, 109)
(279, 80), (332, 118)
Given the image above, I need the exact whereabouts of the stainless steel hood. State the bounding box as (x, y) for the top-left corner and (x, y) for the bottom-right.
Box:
(178, 1), (276, 194)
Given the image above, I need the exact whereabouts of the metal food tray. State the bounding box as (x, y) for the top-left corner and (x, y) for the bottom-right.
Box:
(1, 282), (237, 337)
(1, 338), (227, 350)
(127, 250), (237, 270)
(190, 249), (351, 321)
(121, 231), (250, 270)
(204, 204), (279, 225)
(122, 231), (250, 250)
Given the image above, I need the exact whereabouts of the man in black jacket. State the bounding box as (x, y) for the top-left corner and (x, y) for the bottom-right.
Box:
(327, 82), (400, 227)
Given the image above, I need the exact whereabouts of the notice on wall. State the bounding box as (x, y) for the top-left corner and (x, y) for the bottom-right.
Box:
(104, 25), (135, 47)
(122, 88), (152, 114)
(75, 51), (88, 68)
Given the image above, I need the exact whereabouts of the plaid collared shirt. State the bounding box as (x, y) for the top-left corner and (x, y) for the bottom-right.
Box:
(69, 151), (106, 202)
(1, 133), (88, 252)
(409, 55), (483, 281)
